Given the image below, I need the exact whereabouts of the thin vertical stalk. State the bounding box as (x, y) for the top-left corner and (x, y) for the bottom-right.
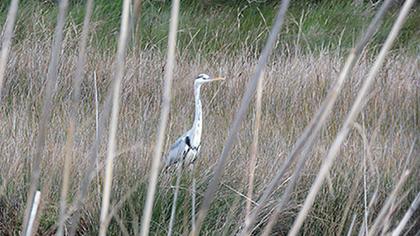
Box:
(260, 143), (314, 236)
(241, 0), (394, 233)
(139, 0), (180, 235)
(132, 0), (142, 48)
(21, 0), (69, 234)
(288, 1), (416, 234)
(192, 1), (291, 235)
(336, 168), (363, 236)
(191, 164), (197, 233)
(104, 185), (140, 228)
(245, 71), (264, 216)
(168, 165), (183, 236)
(0, 0), (19, 103)
(98, 0), (131, 235)
(93, 71), (101, 207)
(368, 170), (411, 236)
(67, 50), (119, 236)
(392, 192), (420, 236)
(346, 214), (358, 236)
(68, 71), (113, 236)
(25, 191), (41, 236)
(354, 122), (372, 236)
(56, 0), (94, 235)
(363, 133), (369, 236)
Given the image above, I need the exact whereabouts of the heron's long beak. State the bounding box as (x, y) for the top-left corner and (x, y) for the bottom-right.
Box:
(209, 77), (225, 82)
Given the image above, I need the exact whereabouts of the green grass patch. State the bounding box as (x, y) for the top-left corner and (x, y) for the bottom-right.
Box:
(1, 0), (419, 55)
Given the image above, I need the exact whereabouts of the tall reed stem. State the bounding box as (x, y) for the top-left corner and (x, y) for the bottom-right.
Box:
(241, 0), (394, 233)
(57, 0), (94, 235)
(99, 0), (131, 235)
(167, 165), (183, 236)
(139, 0), (180, 235)
(288, 1), (416, 234)
(21, 0), (69, 234)
(0, 0), (19, 103)
(192, 1), (291, 235)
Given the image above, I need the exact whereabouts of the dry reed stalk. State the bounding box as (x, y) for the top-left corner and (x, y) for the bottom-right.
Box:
(0, 0), (19, 197)
(0, 0), (19, 103)
(288, 1), (417, 234)
(66, 24), (140, 231)
(128, 199), (140, 235)
(132, 0), (143, 48)
(336, 169), (363, 236)
(113, 212), (131, 236)
(265, 122), (372, 235)
(346, 214), (358, 236)
(240, 0), (394, 233)
(64, 146), (136, 230)
(104, 185), (141, 228)
(29, 178), (52, 236)
(97, 185), (144, 235)
(368, 170), (411, 235)
(21, 0), (69, 234)
(358, 179), (380, 235)
(221, 193), (243, 235)
(139, 0), (180, 235)
(260, 139), (317, 236)
(260, 127), (318, 236)
(191, 164), (196, 232)
(354, 121), (372, 236)
(68, 81), (114, 236)
(56, 0), (94, 235)
(381, 191), (409, 236)
(91, 183), (138, 232)
(192, 1), (291, 235)
(392, 191), (420, 236)
(94, 71), (101, 207)
(65, 17), (130, 236)
(222, 183), (259, 206)
(167, 165), (183, 236)
(65, 3), (148, 224)
(98, 0), (131, 234)
(245, 71), (264, 217)
(365, 142), (417, 235)
(26, 190), (41, 236)
(66, 66), (120, 235)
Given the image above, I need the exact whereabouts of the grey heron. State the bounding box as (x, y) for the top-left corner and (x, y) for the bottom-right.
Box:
(163, 73), (224, 235)
(164, 73), (225, 168)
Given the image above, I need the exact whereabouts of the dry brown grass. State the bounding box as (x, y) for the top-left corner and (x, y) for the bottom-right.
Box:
(0, 32), (418, 234)
(0, 5), (419, 233)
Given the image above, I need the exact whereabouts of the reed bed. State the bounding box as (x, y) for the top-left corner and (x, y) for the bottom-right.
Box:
(0, 0), (419, 235)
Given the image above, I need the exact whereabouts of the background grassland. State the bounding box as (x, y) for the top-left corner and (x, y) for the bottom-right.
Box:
(1, 0), (419, 54)
(0, 0), (419, 235)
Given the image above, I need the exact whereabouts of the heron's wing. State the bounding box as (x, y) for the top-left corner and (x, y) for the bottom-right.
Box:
(164, 134), (188, 167)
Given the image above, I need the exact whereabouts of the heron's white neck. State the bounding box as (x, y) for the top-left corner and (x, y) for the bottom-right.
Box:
(193, 83), (202, 130)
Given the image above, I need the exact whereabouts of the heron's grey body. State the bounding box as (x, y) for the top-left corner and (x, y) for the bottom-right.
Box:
(164, 74), (222, 168)
(163, 74), (224, 235)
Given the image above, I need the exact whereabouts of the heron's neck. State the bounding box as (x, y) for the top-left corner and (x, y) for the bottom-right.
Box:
(193, 83), (202, 130)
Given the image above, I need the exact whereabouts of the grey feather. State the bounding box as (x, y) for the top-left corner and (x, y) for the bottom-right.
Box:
(165, 133), (189, 167)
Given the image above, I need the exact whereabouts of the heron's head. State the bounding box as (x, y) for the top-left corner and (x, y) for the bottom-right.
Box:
(194, 73), (225, 85)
